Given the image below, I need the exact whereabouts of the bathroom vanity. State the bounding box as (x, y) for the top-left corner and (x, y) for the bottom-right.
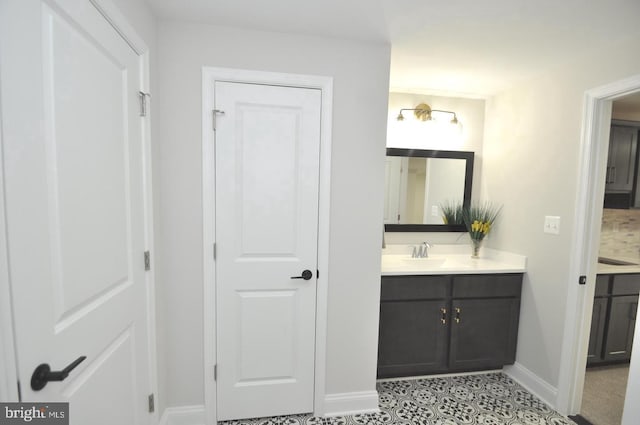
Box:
(378, 246), (527, 378)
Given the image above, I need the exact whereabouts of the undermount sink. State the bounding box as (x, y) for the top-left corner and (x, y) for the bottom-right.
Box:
(400, 257), (447, 267)
(399, 256), (472, 269)
(598, 257), (639, 266)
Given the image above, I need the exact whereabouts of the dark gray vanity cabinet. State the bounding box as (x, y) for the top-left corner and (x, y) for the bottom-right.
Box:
(449, 274), (522, 371)
(588, 274), (639, 365)
(377, 276), (449, 377)
(378, 273), (523, 378)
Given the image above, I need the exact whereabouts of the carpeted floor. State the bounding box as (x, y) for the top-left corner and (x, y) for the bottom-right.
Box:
(580, 364), (629, 425)
(221, 372), (575, 425)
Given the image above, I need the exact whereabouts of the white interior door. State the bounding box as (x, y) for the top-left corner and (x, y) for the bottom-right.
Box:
(1, 1), (152, 423)
(215, 81), (321, 420)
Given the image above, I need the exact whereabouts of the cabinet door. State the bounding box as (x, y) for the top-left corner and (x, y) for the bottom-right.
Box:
(449, 298), (520, 371)
(377, 300), (449, 378)
(604, 295), (638, 362)
(606, 126), (638, 192)
(587, 297), (608, 365)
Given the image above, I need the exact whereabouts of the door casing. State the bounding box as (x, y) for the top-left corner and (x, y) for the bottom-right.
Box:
(0, 0), (157, 414)
(556, 73), (640, 419)
(202, 67), (333, 424)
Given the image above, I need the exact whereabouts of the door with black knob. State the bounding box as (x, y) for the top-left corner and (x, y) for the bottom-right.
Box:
(1, 1), (154, 423)
(215, 81), (321, 420)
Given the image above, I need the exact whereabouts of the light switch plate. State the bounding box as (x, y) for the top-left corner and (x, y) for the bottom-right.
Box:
(544, 216), (561, 234)
(431, 205), (439, 217)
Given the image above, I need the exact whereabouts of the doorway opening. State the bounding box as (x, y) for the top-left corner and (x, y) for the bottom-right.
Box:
(557, 74), (640, 425)
(576, 94), (640, 425)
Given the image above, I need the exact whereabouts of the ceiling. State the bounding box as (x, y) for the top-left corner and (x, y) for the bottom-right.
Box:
(147, 0), (640, 97)
(614, 92), (640, 114)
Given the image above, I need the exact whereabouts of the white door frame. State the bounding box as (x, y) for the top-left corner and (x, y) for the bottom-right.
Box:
(202, 67), (333, 424)
(0, 80), (19, 402)
(0, 0), (158, 415)
(556, 73), (640, 416)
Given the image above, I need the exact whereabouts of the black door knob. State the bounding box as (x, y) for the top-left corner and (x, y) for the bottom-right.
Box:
(291, 269), (313, 280)
(31, 356), (87, 391)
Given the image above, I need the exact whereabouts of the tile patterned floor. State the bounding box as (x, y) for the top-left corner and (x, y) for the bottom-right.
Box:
(221, 372), (576, 425)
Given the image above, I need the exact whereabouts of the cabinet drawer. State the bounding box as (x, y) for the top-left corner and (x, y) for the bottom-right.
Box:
(381, 275), (449, 301)
(595, 275), (610, 296)
(452, 274), (522, 298)
(612, 274), (640, 295)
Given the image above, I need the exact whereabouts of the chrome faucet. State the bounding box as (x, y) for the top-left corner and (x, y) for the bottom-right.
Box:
(412, 242), (432, 258)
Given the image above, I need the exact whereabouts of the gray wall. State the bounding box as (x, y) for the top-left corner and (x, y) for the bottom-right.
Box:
(155, 20), (390, 407)
(482, 32), (640, 407)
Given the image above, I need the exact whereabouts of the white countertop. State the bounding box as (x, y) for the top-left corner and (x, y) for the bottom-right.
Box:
(381, 244), (527, 276)
(597, 254), (640, 274)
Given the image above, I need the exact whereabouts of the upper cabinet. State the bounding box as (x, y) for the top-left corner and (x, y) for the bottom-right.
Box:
(603, 122), (640, 209)
(606, 125), (638, 193)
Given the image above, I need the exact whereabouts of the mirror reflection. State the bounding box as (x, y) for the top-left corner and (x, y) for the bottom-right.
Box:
(384, 148), (474, 232)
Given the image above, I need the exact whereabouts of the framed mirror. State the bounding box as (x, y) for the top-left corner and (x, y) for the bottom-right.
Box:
(384, 148), (474, 232)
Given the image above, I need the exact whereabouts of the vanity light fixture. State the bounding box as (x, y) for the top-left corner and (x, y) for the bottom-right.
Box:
(396, 103), (460, 125)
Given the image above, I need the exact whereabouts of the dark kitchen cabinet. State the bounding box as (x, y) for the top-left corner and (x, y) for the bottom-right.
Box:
(604, 295), (638, 361)
(587, 274), (640, 365)
(378, 273), (523, 378)
(605, 125), (638, 193)
(587, 297), (608, 364)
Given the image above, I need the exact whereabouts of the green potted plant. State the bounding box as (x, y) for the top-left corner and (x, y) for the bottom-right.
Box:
(462, 202), (502, 258)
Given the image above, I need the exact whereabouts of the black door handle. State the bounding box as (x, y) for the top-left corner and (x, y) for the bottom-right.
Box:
(291, 269), (313, 280)
(31, 356), (87, 391)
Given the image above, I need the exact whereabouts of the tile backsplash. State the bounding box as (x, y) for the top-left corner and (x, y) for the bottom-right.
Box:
(600, 208), (640, 261)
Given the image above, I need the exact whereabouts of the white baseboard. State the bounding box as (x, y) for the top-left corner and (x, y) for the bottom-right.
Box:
(159, 405), (205, 425)
(503, 362), (558, 409)
(323, 390), (379, 417)
(159, 391), (379, 424)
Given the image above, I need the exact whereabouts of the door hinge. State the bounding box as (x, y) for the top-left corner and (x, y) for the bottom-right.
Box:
(579, 275), (587, 285)
(212, 109), (225, 131)
(144, 251), (151, 271)
(214, 364), (217, 381)
(138, 91), (151, 117)
(148, 393), (155, 413)
(213, 243), (216, 260)
(17, 380), (22, 402)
